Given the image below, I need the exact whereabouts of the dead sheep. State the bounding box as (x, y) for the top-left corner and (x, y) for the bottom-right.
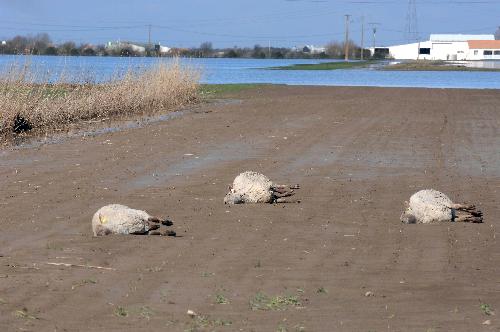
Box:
(224, 171), (299, 204)
(92, 204), (176, 236)
(400, 189), (483, 224)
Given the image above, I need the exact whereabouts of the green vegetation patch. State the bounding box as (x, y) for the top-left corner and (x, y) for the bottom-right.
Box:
(199, 83), (272, 97)
(480, 303), (494, 316)
(114, 306), (128, 317)
(382, 60), (500, 72)
(215, 293), (229, 304)
(250, 292), (301, 311)
(13, 308), (38, 320)
(267, 61), (373, 70)
(186, 315), (232, 331)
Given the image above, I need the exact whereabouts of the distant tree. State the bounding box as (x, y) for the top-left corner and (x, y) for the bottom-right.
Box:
(252, 44), (266, 58)
(44, 46), (58, 55)
(326, 40), (360, 59)
(81, 47), (96, 56)
(60, 41), (76, 55)
(225, 49), (239, 58)
(199, 42), (213, 57)
(9, 35), (29, 54)
(95, 44), (108, 56)
(495, 26), (500, 40)
(326, 42), (343, 58)
(32, 33), (51, 54)
(271, 50), (284, 59)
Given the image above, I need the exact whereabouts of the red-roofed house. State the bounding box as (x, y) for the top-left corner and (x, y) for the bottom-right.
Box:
(468, 40), (500, 60)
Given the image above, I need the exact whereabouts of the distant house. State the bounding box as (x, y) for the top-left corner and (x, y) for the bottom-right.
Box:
(301, 45), (326, 54)
(467, 40), (500, 60)
(1, 41), (6, 45)
(370, 34), (498, 60)
(106, 41), (146, 54)
(154, 44), (171, 55)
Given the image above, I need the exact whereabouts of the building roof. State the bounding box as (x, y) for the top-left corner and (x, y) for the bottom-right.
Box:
(468, 40), (500, 49)
(430, 34), (494, 42)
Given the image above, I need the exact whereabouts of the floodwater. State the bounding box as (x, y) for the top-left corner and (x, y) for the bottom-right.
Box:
(0, 55), (499, 89)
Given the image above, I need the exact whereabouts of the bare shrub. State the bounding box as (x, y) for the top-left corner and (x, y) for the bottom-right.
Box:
(0, 60), (199, 139)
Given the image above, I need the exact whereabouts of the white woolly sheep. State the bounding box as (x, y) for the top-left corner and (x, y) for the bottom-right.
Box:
(92, 204), (176, 236)
(400, 189), (483, 224)
(224, 171), (299, 204)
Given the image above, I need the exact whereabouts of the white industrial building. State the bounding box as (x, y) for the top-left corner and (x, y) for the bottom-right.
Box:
(371, 34), (500, 61)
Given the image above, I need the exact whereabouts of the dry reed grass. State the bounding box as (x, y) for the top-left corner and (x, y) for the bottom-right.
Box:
(0, 60), (199, 140)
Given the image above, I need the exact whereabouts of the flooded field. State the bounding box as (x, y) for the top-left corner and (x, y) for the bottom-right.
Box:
(1, 55), (500, 89)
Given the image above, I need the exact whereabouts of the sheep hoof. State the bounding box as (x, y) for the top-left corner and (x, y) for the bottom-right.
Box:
(161, 219), (174, 226)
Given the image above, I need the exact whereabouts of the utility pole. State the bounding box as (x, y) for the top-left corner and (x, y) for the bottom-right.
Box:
(148, 24), (152, 51)
(361, 16), (365, 60)
(268, 40), (271, 58)
(344, 14), (351, 61)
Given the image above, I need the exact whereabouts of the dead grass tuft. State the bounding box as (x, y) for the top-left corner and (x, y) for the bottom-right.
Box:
(0, 60), (199, 140)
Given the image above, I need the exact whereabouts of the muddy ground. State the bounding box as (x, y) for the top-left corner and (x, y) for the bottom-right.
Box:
(0, 86), (499, 331)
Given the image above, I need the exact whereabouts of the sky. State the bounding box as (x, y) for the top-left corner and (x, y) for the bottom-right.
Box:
(0, 0), (499, 48)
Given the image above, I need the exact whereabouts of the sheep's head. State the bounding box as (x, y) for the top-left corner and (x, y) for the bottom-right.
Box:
(400, 201), (417, 224)
(224, 185), (244, 204)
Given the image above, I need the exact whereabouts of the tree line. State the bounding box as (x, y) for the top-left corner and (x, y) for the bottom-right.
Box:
(0, 33), (371, 59)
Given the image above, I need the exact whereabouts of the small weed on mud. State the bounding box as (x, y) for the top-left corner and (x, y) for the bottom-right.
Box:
(45, 242), (64, 250)
(480, 303), (494, 316)
(215, 293), (229, 304)
(277, 324), (287, 332)
(72, 278), (97, 290)
(115, 306), (128, 317)
(250, 292), (301, 311)
(201, 271), (215, 277)
(139, 306), (155, 320)
(186, 314), (232, 331)
(13, 308), (38, 320)
(276, 323), (306, 332)
(316, 287), (328, 294)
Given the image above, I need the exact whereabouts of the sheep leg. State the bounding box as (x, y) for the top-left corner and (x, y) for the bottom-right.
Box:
(272, 185), (296, 197)
(452, 204), (483, 223)
(148, 216), (173, 226)
(273, 184), (300, 191)
(148, 227), (176, 236)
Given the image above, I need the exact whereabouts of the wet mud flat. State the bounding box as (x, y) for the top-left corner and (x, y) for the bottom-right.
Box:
(0, 86), (499, 331)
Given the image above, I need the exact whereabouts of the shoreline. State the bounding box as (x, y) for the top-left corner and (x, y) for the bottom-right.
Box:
(2, 84), (499, 148)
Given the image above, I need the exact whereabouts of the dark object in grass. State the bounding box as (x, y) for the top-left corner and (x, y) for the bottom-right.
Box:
(12, 114), (32, 134)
